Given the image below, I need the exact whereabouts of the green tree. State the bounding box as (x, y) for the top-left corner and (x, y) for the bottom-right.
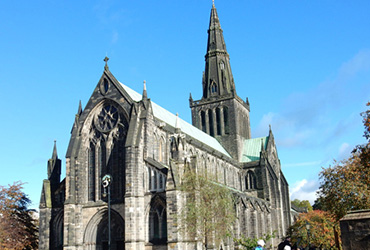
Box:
(0, 181), (38, 250)
(291, 199), (313, 211)
(178, 169), (236, 249)
(234, 231), (276, 250)
(288, 210), (339, 249)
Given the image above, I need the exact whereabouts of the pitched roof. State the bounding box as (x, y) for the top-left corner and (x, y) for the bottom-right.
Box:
(241, 136), (269, 163)
(119, 81), (232, 158)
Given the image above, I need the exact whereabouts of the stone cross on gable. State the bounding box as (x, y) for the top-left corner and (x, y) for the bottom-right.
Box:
(104, 56), (109, 70)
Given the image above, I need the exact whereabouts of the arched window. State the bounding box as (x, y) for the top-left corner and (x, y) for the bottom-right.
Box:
(98, 142), (107, 200)
(220, 60), (225, 70)
(216, 107), (221, 135)
(159, 137), (166, 163)
(223, 106), (229, 134)
(88, 142), (96, 201)
(209, 109), (214, 136)
(149, 200), (167, 244)
(201, 111), (206, 133)
(210, 82), (218, 94)
(88, 102), (128, 202)
(246, 170), (257, 190)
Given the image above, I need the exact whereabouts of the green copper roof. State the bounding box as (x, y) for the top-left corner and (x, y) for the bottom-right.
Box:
(119, 82), (232, 158)
(241, 136), (269, 162)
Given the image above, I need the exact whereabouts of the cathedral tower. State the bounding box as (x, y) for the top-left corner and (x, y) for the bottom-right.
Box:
(190, 3), (251, 160)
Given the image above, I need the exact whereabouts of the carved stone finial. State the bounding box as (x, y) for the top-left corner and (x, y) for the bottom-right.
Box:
(104, 56), (109, 70)
(212, 0), (215, 6)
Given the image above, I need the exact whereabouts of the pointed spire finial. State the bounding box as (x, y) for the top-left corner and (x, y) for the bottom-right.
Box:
(212, 0), (215, 7)
(175, 113), (180, 129)
(142, 80), (147, 99)
(52, 140), (58, 160)
(104, 56), (109, 70)
(77, 100), (82, 116)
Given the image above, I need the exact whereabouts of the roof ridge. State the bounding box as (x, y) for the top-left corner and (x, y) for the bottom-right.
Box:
(118, 81), (231, 158)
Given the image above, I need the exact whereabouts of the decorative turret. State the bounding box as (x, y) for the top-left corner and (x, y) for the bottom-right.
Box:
(47, 140), (61, 187)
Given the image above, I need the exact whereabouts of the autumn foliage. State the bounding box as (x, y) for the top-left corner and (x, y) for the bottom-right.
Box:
(288, 210), (339, 249)
(316, 102), (370, 221)
(0, 182), (38, 250)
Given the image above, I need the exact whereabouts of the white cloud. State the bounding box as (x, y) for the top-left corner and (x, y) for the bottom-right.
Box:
(338, 49), (370, 78)
(284, 161), (322, 168)
(338, 142), (351, 160)
(290, 179), (319, 205)
(112, 30), (119, 44)
(255, 49), (370, 150)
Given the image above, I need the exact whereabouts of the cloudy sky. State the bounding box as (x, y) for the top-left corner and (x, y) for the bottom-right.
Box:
(1, 0), (369, 209)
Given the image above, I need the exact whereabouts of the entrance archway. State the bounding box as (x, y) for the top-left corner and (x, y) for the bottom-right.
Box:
(84, 209), (125, 250)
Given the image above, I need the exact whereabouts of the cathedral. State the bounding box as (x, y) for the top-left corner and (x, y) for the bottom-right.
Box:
(39, 3), (291, 250)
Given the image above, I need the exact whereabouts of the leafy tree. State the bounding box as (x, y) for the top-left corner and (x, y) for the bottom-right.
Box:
(234, 231), (276, 250)
(353, 101), (370, 171)
(316, 102), (370, 221)
(317, 154), (370, 221)
(315, 102), (370, 250)
(0, 181), (38, 250)
(287, 210), (339, 250)
(178, 169), (236, 249)
(291, 199), (313, 211)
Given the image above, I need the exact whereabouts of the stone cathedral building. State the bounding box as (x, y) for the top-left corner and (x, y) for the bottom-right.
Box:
(39, 3), (291, 250)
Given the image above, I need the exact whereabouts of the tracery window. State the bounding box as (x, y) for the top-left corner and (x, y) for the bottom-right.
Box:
(87, 102), (128, 202)
(149, 201), (167, 244)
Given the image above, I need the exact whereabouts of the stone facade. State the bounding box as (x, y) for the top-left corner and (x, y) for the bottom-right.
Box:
(340, 210), (370, 250)
(39, 3), (291, 250)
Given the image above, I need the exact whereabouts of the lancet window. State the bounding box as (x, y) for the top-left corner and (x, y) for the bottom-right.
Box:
(246, 170), (257, 190)
(149, 199), (167, 244)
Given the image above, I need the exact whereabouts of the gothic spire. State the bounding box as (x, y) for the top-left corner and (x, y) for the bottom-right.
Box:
(203, 2), (236, 99)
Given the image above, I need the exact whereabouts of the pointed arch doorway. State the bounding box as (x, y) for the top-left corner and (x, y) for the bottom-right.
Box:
(84, 209), (125, 250)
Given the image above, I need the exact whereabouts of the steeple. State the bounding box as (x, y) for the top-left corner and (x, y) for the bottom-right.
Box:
(190, 3), (251, 161)
(203, 2), (236, 99)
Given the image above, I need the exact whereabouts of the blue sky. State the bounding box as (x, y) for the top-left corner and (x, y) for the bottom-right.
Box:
(1, 0), (369, 209)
